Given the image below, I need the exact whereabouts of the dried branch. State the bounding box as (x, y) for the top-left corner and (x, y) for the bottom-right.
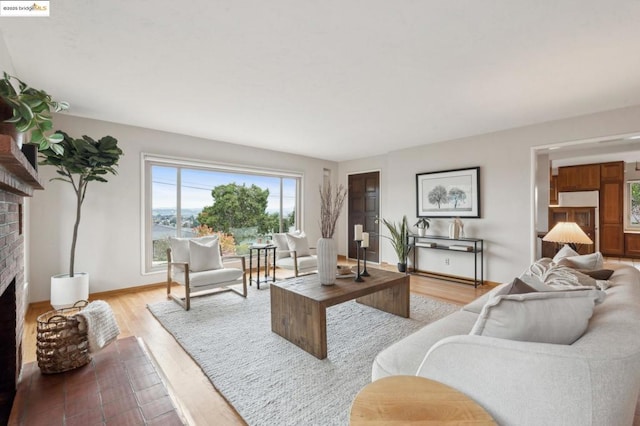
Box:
(319, 183), (347, 238)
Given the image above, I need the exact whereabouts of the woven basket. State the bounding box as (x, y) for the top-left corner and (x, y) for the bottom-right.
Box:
(36, 300), (91, 374)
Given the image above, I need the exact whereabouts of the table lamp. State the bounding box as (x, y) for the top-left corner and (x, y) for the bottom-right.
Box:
(542, 222), (593, 251)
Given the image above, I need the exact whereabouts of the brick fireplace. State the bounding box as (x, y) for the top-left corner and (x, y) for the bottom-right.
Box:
(0, 135), (43, 423)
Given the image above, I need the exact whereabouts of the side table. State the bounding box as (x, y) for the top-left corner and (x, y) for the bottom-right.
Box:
(248, 245), (276, 289)
(350, 375), (496, 425)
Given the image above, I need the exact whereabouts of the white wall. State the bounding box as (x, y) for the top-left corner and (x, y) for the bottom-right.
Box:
(338, 105), (640, 285)
(29, 114), (337, 302)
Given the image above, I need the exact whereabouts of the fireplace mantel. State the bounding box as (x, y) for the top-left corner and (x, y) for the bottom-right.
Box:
(0, 135), (43, 196)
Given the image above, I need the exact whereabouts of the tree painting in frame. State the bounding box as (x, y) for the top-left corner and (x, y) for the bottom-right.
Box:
(416, 167), (480, 218)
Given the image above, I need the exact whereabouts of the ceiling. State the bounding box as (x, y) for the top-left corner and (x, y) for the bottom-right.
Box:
(2, 1), (640, 161)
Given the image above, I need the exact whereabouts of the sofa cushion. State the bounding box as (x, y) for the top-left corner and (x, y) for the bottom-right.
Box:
(276, 255), (317, 271)
(470, 288), (606, 344)
(173, 267), (244, 287)
(189, 239), (223, 272)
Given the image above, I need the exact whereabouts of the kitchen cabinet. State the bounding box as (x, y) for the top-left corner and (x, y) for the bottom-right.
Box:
(624, 234), (640, 258)
(557, 164), (600, 192)
(600, 162), (624, 256)
(549, 175), (558, 205)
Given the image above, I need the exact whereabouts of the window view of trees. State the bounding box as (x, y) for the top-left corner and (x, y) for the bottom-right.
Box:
(149, 163), (299, 266)
(629, 181), (640, 226)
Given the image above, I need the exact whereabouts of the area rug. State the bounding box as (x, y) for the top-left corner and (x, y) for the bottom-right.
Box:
(147, 284), (459, 426)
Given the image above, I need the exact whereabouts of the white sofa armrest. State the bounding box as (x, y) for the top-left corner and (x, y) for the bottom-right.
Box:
(416, 334), (636, 426)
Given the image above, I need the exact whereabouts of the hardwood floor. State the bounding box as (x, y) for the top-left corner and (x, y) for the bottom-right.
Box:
(20, 259), (638, 425)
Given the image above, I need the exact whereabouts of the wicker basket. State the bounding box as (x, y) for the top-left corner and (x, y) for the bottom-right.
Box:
(36, 300), (91, 374)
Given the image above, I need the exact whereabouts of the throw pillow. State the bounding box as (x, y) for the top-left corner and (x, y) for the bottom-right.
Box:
(168, 236), (218, 264)
(189, 239), (223, 272)
(286, 233), (311, 257)
(578, 269), (614, 280)
(470, 289), (606, 344)
(552, 244), (580, 263)
(272, 233), (291, 260)
(563, 252), (604, 271)
(499, 277), (538, 295)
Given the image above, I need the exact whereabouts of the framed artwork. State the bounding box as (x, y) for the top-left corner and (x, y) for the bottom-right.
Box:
(416, 167), (480, 218)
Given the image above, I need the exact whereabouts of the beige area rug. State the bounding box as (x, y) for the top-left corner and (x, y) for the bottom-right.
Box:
(147, 283), (459, 426)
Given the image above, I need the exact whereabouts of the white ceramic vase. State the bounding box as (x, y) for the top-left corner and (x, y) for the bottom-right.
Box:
(317, 237), (337, 286)
(50, 273), (89, 309)
(417, 227), (426, 237)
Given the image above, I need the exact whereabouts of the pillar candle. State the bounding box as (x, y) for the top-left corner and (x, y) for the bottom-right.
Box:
(362, 232), (369, 248)
(354, 224), (363, 241)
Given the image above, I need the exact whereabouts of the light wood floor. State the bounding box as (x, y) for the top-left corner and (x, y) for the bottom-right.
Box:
(21, 259), (640, 425)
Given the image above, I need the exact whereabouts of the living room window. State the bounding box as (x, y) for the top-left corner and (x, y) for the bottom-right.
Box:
(143, 155), (302, 272)
(626, 180), (640, 230)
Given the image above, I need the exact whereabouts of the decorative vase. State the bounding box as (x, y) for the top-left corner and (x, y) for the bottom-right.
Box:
(448, 221), (460, 239)
(317, 237), (337, 285)
(50, 273), (89, 309)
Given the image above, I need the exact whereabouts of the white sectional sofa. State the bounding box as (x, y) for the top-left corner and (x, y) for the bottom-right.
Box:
(372, 256), (640, 426)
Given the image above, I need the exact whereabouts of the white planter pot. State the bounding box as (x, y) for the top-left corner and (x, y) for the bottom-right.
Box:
(317, 238), (337, 286)
(417, 227), (426, 237)
(50, 273), (89, 309)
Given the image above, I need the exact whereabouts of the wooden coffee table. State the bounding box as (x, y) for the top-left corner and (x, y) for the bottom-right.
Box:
(270, 269), (409, 359)
(350, 375), (496, 425)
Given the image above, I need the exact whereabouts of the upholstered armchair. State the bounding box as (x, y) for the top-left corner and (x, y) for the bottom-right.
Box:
(272, 232), (317, 277)
(166, 236), (247, 310)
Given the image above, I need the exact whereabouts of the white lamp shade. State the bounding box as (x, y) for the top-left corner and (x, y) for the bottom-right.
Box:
(543, 222), (593, 245)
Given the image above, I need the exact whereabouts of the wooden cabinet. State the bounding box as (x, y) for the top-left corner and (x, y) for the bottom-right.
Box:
(599, 162), (624, 256)
(624, 234), (640, 258)
(557, 164), (600, 192)
(549, 175), (558, 205)
(601, 161), (624, 182)
(546, 207), (596, 255)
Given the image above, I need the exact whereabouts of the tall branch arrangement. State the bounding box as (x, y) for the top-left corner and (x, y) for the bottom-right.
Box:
(319, 183), (347, 238)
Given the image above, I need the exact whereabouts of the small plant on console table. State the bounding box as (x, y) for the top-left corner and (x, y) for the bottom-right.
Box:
(414, 218), (430, 237)
(380, 215), (410, 272)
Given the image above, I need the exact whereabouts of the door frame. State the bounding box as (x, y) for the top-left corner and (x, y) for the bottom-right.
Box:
(346, 169), (382, 263)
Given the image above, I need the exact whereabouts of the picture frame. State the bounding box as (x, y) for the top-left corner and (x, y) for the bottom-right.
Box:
(416, 167), (480, 218)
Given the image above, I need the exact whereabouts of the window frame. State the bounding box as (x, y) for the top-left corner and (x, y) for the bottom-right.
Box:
(625, 179), (640, 232)
(141, 153), (303, 274)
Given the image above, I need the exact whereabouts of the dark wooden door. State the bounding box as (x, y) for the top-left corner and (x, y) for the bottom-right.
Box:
(348, 172), (380, 262)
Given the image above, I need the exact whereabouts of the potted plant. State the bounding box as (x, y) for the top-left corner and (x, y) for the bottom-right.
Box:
(380, 215), (410, 272)
(415, 217), (430, 237)
(0, 72), (69, 153)
(318, 183), (347, 285)
(40, 131), (123, 308)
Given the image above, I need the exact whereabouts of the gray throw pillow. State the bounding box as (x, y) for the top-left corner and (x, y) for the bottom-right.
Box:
(470, 289), (606, 344)
(578, 269), (614, 281)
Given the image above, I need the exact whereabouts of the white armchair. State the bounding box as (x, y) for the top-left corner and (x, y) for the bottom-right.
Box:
(166, 236), (247, 310)
(272, 232), (317, 277)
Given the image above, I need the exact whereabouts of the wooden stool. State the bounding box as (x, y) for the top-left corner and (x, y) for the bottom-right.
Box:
(350, 375), (496, 425)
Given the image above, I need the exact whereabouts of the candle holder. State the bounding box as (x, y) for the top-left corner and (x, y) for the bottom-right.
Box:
(361, 247), (370, 277)
(354, 240), (364, 282)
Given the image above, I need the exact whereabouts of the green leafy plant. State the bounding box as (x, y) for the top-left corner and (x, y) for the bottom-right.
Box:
(380, 215), (410, 265)
(0, 72), (69, 153)
(40, 131), (124, 277)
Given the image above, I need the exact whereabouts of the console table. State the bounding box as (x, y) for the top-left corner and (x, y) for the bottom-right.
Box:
(409, 234), (484, 287)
